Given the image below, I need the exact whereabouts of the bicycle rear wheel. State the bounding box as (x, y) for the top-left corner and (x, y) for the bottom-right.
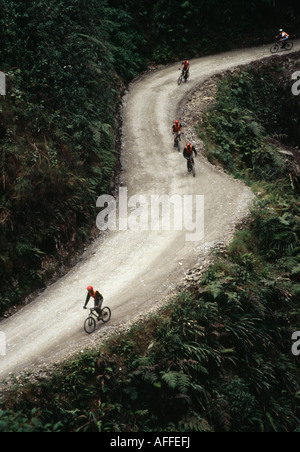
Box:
(270, 43), (279, 54)
(285, 41), (293, 51)
(84, 316), (96, 334)
(101, 307), (111, 323)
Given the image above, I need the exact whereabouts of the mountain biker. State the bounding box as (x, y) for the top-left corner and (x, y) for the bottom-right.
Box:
(183, 143), (197, 171)
(172, 120), (184, 146)
(84, 286), (104, 319)
(179, 59), (190, 79)
(277, 29), (289, 47)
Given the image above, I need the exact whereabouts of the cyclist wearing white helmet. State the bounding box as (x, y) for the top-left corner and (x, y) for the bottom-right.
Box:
(277, 29), (290, 47)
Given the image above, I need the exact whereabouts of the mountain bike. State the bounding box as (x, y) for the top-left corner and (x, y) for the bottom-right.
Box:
(178, 69), (189, 85)
(84, 307), (111, 334)
(174, 132), (183, 152)
(186, 156), (196, 177)
(270, 40), (293, 54)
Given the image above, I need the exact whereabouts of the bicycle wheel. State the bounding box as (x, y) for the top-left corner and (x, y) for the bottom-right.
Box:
(177, 138), (181, 152)
(192, 164), (196, 178)
(270, 43), (279, 54)
(84, 316), (96, 334)
(285, 41), (293, 51)
(101, 307), (111, 324)
(177, 75), (183, 86)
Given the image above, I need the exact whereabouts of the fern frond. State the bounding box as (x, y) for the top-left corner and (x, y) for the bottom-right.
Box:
(161, 371), (190, 394)
(179, 415), (213, 432)
(79, 33), (108, 50)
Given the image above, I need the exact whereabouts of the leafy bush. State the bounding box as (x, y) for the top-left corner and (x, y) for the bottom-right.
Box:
(199, 64), (299, 180)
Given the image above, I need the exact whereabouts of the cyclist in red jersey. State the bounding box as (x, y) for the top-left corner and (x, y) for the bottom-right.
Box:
(183, 143), (197, 171)
(179, 58), (190, 80)
(172, 120), (184, 146)
(84, 286), (104, 319)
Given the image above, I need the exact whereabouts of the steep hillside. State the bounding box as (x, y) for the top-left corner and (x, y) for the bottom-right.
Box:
(0, 0), (148, 314)
(0, 0), (299, 315)
(1, 54), (300, 433)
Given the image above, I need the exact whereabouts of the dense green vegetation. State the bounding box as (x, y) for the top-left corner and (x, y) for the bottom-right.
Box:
(0, 0), (149, 314)
(199, 57), (300, 178)
(0, 0), (300, 433)
(2, 251), (300, 432)
(1, 55), (300, 432)
(0, 0), (299, 315)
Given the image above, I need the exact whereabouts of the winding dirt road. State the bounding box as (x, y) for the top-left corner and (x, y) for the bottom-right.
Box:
(1, 43), (299, 381)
